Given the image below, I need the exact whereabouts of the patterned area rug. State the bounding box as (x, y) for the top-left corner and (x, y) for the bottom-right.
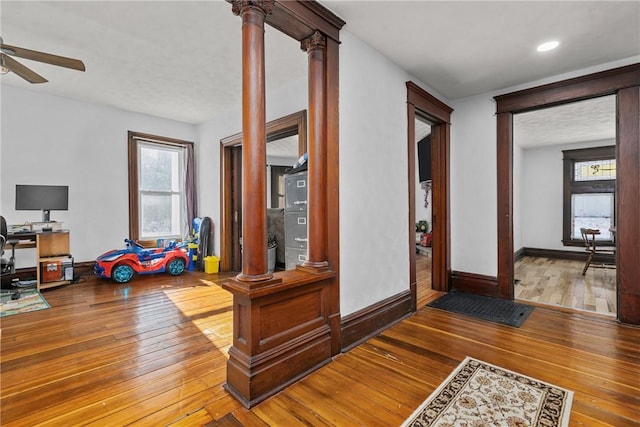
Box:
(402, 357), (573, 426)
(1, 289), (50, 317)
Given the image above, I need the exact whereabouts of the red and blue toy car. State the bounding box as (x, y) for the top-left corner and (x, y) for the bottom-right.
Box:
(94, 239), (190, 283)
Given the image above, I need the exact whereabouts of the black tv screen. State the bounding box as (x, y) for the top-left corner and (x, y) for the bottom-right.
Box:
(16, 185), (69, 212)
(417, 135), (432, 182)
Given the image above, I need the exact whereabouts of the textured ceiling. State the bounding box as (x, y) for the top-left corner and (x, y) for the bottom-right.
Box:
(1, 1), (638, 126)
(514, 95), (616, 148)
(0, 1), (307, 124)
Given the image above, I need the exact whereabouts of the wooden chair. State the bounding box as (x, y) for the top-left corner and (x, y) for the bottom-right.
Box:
(580, 228), (616, 275)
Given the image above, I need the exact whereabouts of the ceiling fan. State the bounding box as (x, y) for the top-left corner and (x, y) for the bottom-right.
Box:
(0, 36), (85, 84)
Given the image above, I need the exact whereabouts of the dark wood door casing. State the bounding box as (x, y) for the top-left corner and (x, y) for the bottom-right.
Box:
(406, 82), (453, 307)
(231, 146), (242, 272)
(616, 85), (640, 324)
(496, 112), (514, 300)
(494, 63), (640, 324)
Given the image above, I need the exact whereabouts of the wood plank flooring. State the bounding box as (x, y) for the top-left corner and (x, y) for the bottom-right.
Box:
(415, 252), (432, 308)
(2, 270), (638, 426)
(515, 256), (617, 316)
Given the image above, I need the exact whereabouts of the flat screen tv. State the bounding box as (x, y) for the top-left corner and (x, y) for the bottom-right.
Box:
(417, 135), (432, 182)
(15, 184), (69, 222)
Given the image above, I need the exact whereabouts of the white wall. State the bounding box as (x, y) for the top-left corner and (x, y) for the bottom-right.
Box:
(339, 31), (448, 315)
(519, 139), (615, 251)
(0, 76), (306, 270)
(513, 143), (524, 252)
(449, 94), (499, 276)
(1, 85), (196, 268)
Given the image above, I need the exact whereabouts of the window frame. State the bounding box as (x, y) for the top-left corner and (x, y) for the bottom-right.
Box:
(128, 131), (195, 242)
(562, 145), (616, 246)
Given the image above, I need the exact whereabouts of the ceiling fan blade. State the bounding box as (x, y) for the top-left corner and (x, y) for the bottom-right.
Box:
(2, 53), (48, 84)
(1, 43), (85, 71)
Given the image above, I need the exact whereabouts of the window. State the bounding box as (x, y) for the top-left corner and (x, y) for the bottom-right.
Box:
(128, 132), (196, 241)
(563, 146), (615, 246)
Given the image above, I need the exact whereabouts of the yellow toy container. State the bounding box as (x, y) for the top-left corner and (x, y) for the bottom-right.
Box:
(204, 256), (220, 274)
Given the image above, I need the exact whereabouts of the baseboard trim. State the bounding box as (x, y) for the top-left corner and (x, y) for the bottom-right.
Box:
(521, 247), (614, 263)
(340, 290), (413, 352)
(450, 270), (499, 297)
(514, 247), (525, 262)
(73, 261), (95, 277)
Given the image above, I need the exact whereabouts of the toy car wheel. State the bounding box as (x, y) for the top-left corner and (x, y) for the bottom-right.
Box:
(112, 263), (135, 283)
(167, 258), (186, 276)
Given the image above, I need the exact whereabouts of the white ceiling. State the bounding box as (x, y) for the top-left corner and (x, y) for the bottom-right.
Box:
(267, 134), (299, 160)
(0, 0), (307, 124)
(1, 1), (638, 127)
(514, 95), (616, 148)
(415, 116), (431, 142)
(323, 1), (639, 100)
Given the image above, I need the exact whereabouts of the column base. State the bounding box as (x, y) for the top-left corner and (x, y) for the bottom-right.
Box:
(299, 260), (330, 273)
(236, 271), (273, 282)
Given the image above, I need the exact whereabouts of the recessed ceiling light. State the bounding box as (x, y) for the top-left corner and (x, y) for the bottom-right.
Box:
(537, 41), (560, 52)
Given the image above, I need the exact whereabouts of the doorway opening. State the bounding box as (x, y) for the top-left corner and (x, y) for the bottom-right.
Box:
(494, 63), (639, 325)
(414, 114), (434, 307)
(220, 110), (307, 272)
(512, 95), (617, 316)
(406, 81), (453, 310)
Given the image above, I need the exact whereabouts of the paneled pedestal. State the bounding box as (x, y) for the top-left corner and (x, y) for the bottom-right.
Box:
(222, 268), (337, 408)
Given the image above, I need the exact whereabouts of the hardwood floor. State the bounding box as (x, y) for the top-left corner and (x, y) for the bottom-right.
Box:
(2, 270), (638, 426)
(416, 251), (432, 308)
(1, 272), (238, 426)
(515, 256), (617, 316)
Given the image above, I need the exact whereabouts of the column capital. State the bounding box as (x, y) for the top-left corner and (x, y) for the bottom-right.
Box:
(301, 31), (326, 52)
(230, 0), (275, 16)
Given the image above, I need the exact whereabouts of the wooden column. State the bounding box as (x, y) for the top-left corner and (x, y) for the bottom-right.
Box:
(496, 111), (514, 299)
(301, 31), (329, 270)
(616, 85), (640, 324)
(232, 0), (274, 282)
(222, 0), (344, 409)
